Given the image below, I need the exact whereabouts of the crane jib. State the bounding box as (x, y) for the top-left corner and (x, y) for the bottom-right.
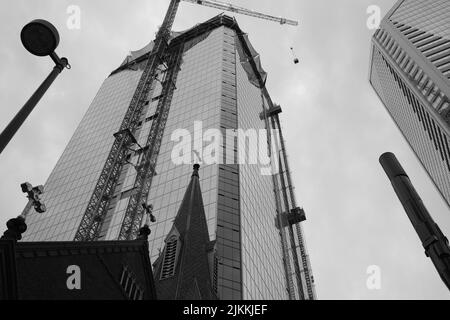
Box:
(183, 0), (299, 27)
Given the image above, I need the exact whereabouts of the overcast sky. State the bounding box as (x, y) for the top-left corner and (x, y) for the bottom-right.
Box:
(1, 0), (449, 299)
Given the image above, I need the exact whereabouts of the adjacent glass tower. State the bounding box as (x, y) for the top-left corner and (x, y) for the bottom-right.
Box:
(21, 15), (314, 300)
(369, 0), (450, 207)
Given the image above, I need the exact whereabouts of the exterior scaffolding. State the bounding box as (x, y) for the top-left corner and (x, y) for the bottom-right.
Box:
(117, 43), (185, 240)
(261, 94), (295, 299)
(269, 105), (316, 300)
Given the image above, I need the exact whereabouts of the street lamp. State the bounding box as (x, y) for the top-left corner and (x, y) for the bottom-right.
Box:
(0, 19), (70, 155)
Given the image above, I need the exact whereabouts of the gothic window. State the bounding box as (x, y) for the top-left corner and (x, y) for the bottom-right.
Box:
(119, 265), (144, 300)
(160, 235), (180, 280)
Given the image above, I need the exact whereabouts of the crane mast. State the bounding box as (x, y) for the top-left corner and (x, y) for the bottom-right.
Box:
(273, 111), (316, 299)
(73, 0), (312, 300)
(74, 0), (182, 241)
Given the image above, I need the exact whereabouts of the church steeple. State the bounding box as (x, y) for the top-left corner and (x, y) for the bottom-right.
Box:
(153, 164), (217, 300)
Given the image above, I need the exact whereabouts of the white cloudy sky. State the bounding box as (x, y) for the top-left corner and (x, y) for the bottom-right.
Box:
(0, 0), (449, 299)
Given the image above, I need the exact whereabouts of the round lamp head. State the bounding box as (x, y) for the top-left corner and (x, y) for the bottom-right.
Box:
(21, 19), (60, 56)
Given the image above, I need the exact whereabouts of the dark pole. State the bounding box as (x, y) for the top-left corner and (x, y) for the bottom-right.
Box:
(0, 20), (69, 155)
(0, 57), (68, 154)
(379, 152), (450, 291)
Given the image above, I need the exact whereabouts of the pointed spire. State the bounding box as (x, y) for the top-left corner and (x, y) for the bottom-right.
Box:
(171, 164), (209, 243)
(193, 163), (200, 176)
(153, 164), (217, 300)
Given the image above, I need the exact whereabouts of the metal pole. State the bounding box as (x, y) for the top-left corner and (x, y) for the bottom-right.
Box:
(379, 152), (450, 291)
(0, 57), (68, 154)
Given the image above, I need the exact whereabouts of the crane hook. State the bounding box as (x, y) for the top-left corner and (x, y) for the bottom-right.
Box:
(290, 47), (299, 64)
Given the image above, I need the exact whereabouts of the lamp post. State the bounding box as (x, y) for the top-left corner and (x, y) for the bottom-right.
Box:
(0, 19), (70, 155)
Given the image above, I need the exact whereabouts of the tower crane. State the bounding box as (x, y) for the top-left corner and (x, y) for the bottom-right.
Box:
(73, 0), (312, 300)
(184, 0), (298, 26)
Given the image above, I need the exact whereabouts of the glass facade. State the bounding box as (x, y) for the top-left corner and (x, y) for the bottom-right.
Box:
(369, 0), (450, 207)
(391, 0), (450, 40)
(21, 17), (310, 300)
(23, 69), (143, 241)
(235, 41), (286, 299)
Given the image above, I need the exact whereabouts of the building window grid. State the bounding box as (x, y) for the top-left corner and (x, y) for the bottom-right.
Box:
(382, 32), (450, 119)
(371, 45), (450, 202)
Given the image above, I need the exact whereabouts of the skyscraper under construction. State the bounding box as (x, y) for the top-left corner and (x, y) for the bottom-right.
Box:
(21, 1), (315, 300)
(369, 0), (450, 207)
